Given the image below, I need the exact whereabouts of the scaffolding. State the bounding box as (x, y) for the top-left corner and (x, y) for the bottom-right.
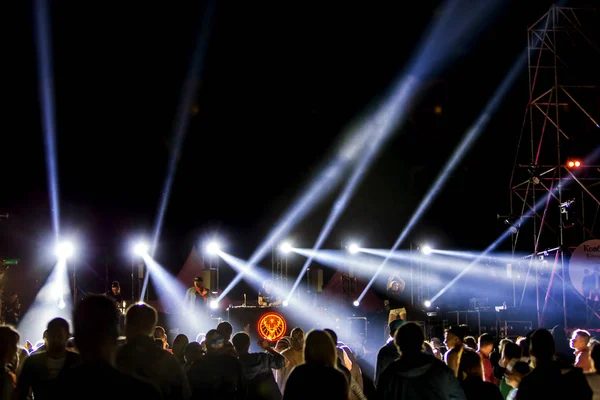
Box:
(271, 247), (288, 289)
(509, 5), (600, 329)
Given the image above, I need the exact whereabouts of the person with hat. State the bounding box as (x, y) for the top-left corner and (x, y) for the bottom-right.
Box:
(184, 276), (212, 335)
(185, 277), (210, 311)
(187, 329), (245, 400)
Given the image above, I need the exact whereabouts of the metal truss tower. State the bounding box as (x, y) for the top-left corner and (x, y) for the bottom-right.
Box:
(509, 5), (600, 329)
(271, 247), (288, 288)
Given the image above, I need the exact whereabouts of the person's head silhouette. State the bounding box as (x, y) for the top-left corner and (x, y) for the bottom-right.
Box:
(395, 322), (425, 357)
(74, 295), (119, 363)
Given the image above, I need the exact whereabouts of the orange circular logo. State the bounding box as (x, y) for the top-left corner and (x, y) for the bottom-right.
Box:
(257, 312), (287, 342)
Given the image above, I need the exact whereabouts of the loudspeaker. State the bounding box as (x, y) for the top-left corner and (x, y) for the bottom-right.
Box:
(309, 268), (323, 293)
(200, 269), (218, 292)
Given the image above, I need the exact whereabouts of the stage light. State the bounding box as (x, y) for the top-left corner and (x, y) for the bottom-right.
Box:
(133, 242), (149, 256)
(421, 245), (432, 255)
(210, 300), (219, 309)
(353, 300), (360, 307)
(206, 241), (221, 255)
(283, 300), (289, 307)
(55, 241), (74, 259)
(280, 242), (293, 254)
(424, 300), (432, 308)
(348, 243), (360, 254)
(567, 160), (581, 168)
(575, 160), (581, 167)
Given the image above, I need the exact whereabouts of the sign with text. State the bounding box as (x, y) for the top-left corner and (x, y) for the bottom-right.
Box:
(569, 240), (600, 299)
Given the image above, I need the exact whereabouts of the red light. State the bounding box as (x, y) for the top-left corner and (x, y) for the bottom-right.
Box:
(567, 161), (575, 168)
(575, 161), (581, 167)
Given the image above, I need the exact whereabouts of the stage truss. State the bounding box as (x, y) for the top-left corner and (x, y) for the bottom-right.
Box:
(271, 247), (289, 288)
(509, 5), (600, 329)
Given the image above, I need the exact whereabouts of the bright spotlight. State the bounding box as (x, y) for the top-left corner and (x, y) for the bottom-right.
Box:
(421, 245), (433, 255)
(206, 241), (221, 255)
(283, 300), (289, 307)
(133, 242), (149, 256)
(209, 300), (219, 309)
(348, 243), (360, 254)
(280, 242), (293, 254)
(55, 241), (74, 259)
(424, 300), (432, 308)
(353, 300), (360, 307)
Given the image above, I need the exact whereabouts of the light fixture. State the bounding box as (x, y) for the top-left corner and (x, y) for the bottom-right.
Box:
(206, 241), (221, 255)
(424, 300), (432, 308)
(55, 241), (75, 259)
(282, 300), (289, 307)
(353, 300), (360, 307)
(348, 243), (360, 254)
(280, 242), (293, 254)
(567, 160), (581, 168)
(133, 242), (149, 256)
(421, 245), (432, 255)
(210, 300), (219, 309)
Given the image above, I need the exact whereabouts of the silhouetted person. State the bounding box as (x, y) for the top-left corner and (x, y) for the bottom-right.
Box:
(505, 361), (530, 400)
(187, 329), (245, 400)
(550, 325), (574, 368)
(463, 336), (477, 351)
(258, 280), (281, 307)
(444, 325), (469, 378)
(277, 328), (304, 391)
(217, 321), (234, 341)
(516, 328), (592, 400)
(183, 342), (204, 373)
(117, 302), (190, 400)
(185, 276), (210, 334)
(0, 325), (20, 399)
(217, 321), (237, 357)
(377, 322), (465, 400)
(324, 328), (366, 400)
(52, 295), (161, 400)
(17, 318), (80, 400)
(585, 343), (600, 397)
(375, 319), (403, 387)
(583, 269), (594, 299)
(173, 334), (190, 365)
(570, 329), (592, 372)
(106, 281), (123, 304)
(459, 349), (502, 400)
(498, 341), (523, 399)
(4, 292), (21, 325)
(233, 332), (285, 400)
(283, 330), (349, 400)
(155, 325), (172, 353)
(385, 278), (409, 324)
(478, 333), (496, 384)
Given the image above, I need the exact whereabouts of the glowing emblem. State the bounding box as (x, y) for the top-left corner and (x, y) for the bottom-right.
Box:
(257, 312), (287, 342)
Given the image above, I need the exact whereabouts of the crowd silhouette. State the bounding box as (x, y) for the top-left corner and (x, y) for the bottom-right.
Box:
(0, 294), (598, 399)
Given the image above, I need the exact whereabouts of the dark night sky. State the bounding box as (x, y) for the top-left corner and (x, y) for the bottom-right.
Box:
(3, 0), (596, 304)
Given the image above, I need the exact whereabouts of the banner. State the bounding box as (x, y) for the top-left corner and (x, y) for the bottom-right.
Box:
(568, 240), (600, 298)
